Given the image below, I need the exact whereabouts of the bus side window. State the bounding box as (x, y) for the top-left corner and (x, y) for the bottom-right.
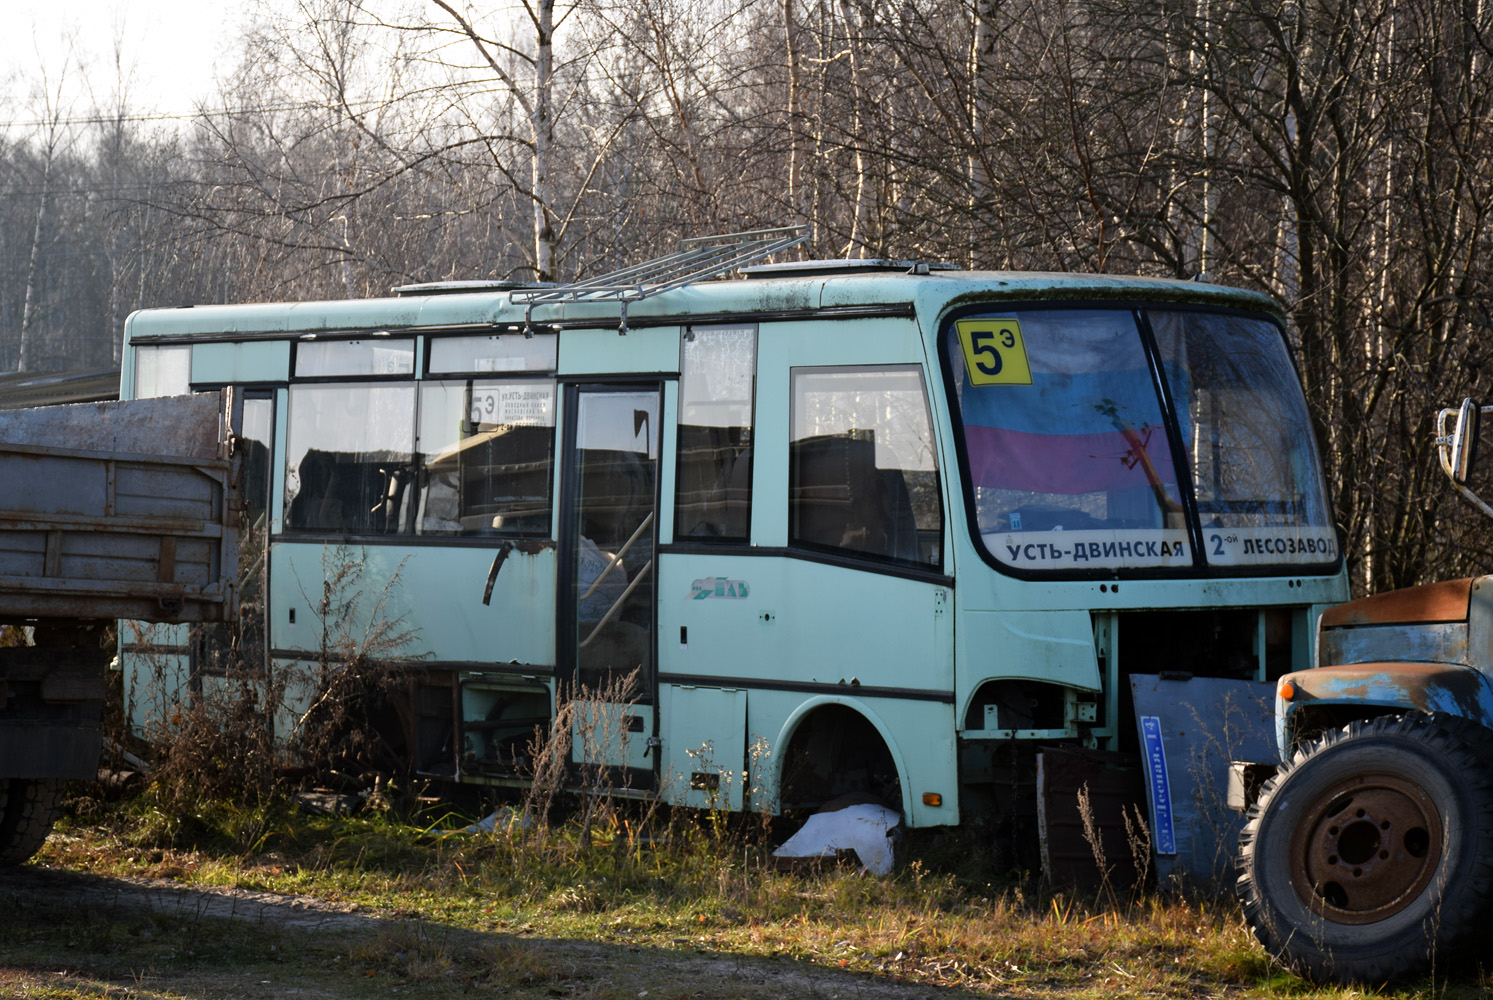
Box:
(284, 382), (417, 533)
(133, 344), (192, 397)
(675, 324), (756, 541)
(416, 380), (556, 536)
(789, 366), (942, 568)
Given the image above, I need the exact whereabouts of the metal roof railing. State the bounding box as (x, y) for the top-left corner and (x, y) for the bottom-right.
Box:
(511, 225), (809, 334)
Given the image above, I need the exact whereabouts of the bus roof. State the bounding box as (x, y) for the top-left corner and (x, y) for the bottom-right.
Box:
(124, 266), (1283, 344)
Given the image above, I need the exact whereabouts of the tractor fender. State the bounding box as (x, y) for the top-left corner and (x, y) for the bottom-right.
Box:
(1278, 661), (1493, 748)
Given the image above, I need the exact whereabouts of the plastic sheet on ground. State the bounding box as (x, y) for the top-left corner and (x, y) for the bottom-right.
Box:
(772, 803), (901, 874)
(441, 806), (532, 836)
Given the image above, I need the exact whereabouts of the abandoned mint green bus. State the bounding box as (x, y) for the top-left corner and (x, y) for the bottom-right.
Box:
(119, 230), (1348, 867)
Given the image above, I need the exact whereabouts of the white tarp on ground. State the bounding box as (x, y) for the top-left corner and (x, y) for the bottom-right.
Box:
(441, 806), (532, 835)
(772, 803), (901, 875)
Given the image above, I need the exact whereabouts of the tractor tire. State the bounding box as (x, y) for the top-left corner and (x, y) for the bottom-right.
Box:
(1237, 713), (1493, 983)
(0, 778), (64, 866)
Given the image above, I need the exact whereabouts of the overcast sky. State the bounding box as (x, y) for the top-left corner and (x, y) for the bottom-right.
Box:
(8, 0), (254, 122)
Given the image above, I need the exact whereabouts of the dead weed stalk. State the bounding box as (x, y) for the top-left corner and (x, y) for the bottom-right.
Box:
(125, 544), (422, 815)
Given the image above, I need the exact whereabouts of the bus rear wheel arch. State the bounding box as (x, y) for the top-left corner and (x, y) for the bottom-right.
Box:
(777, 704), (903, 815)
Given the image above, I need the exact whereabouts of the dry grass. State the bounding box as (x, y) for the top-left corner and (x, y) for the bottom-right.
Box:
(68, 561), (1490, 998)
(17, 793), (1493, 1000)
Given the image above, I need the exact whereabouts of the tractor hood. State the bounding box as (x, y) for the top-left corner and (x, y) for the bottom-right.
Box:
(1319, 577), (1473, 629)
(1269, 576), (1493, 751)
(1317, 578), (1485, 671)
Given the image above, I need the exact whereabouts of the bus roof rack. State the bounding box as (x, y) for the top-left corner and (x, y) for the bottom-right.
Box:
(512, 226), (808, 306)
(511, 226), (809, 333)
(740, 258), (960, 278)
(391, 279), (554, 297)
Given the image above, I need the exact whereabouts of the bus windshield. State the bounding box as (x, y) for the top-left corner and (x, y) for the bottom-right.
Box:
(947, 307), (1336, 573)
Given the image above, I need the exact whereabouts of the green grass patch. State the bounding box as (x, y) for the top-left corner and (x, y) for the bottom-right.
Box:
(10, 792), (1492, 999)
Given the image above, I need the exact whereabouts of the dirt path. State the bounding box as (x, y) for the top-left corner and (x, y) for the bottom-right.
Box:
(1, 865), (1001, 999)
(5, 865), (372, 932)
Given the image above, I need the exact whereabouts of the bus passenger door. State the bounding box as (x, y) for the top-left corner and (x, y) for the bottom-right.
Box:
(560, 384), (662, 792)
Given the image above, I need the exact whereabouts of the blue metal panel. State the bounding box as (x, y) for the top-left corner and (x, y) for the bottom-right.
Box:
(1320, 621), (1469, 667)
(1130, 674), (1277, 884)
(1139, 716), (1177, 855)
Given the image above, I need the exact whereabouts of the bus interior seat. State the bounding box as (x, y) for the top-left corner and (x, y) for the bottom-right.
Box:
(720, 444), (752, 539)
(791, 433), (919, 563)
(675, 425), (730, 536)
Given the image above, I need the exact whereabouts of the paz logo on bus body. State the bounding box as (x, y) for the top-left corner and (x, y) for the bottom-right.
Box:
(689, 577), (750, 600)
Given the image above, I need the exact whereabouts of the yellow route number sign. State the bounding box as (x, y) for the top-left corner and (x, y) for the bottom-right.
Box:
(956, 318), (1032, 385)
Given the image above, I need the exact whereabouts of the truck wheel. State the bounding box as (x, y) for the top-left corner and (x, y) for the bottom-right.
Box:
(0, 778), (64, 866)
(1237, 713), (1493, 982)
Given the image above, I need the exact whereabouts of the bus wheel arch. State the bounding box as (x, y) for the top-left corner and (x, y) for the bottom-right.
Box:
(960, 677), (1094, 731)
(771, 697), (908, 818)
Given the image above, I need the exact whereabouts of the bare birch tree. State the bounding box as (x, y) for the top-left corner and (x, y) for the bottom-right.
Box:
(17, 55), (79, 371)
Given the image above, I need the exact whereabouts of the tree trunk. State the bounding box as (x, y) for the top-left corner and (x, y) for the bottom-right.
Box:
(969, 0), (1000, 268)
(533, 0), (555, 282)
(19, 149), (54, 373)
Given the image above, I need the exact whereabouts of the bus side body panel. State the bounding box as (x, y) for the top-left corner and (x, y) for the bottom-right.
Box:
(657, 552), (957, 826)
(665, 312), (958, 826)
(191, 341), (292, 386)
(267, 541), (557, 667)
(558, 325), (679, 376)
(954, 609), (1102, 726)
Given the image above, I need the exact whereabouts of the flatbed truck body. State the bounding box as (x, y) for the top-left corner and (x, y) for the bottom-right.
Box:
(0, 390), (240, 862)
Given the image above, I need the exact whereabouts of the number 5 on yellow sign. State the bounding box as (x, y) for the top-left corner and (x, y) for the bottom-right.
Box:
(956, 318), (1033, 386)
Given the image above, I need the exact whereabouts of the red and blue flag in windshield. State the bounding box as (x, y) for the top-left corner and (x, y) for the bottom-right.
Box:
(960, 368), (1179, 498)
